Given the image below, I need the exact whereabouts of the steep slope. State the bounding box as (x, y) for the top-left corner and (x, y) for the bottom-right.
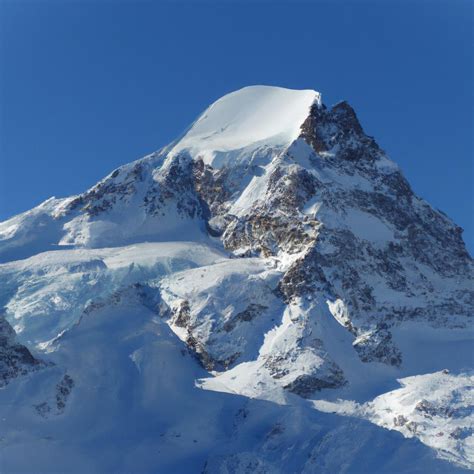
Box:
(0, 85), (472, 472)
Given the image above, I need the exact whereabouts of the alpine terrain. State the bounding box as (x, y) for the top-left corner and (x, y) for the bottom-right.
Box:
(0, 85), (472, 473)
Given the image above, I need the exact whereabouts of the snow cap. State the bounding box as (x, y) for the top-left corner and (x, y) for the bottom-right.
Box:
(171, 85), (321, 167)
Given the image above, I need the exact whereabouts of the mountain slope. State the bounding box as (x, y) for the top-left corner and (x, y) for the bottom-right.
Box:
(0, 85), (472, 472)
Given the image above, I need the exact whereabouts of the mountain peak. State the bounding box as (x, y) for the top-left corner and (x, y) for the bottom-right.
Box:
(0, 84), (472, 472)
(171, 85), (321, 167)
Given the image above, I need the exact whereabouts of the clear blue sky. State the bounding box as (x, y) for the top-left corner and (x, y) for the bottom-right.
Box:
(1, 0), (472, 252)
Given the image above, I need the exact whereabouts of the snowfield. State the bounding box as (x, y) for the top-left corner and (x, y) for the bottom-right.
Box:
(172, 85), (320, 167)
(0, 85), (472, 473)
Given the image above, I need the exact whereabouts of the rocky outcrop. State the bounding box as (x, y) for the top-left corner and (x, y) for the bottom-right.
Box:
(283, 373), (345, 398)
(68, 161), (147, 216)
(223, 304), (268, 332)
(56, 373), (74, 412)
(33, 373), (74, 418)
(264, 350), (346, 398)
(168, 298), (271, 371)
(145, 154), (205, 219)
(353, 325), (402, 367)
(0, 317), (44, 387)
(300, 101), (381, 162)
(222, 213), (318, 257)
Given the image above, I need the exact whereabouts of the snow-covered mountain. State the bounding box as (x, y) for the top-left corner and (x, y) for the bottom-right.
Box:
(0, 85), (472, 473)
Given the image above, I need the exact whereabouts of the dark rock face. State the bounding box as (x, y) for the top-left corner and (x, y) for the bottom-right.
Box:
(65, 153), (210, 241)
(184, 334), (217, 371)
(300, 101), (381, 162)
(33, 373), (74, 417)
(169, 299), (271, 372)
(146, 154), (205, 219)
(173, 300), (191, 328)
(222, 213), (318, 257)
(68, 161), (147, 216)
(56, 374), (74, 412)
(223, 304), (268, 332)
(265, 166), (317, 213)
(263, 344), (347, 398)
(283, 373), (345, 398)
(0, 317), (43, 387)
(168, 300), (218, 370)
(353, 325), (403, 367)
(193, 159), (233, 217)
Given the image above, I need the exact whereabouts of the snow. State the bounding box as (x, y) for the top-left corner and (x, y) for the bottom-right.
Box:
(172, 85), (320, 167)
(0, 242), (227, 346)
(161, 257), (283, 367)
(342, 209), (394, 243)
(1, 243), (461, 473)
(0, 310), (460, 474)
(229, 159), (278, 216)
(0, 84), (472, 473)
(366, 371), (474, 469)
(0, 197), (72, 263)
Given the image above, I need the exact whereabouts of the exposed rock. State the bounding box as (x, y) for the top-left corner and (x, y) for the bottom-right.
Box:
(33, 373), (74, 417)
(56, 374), (74, 412)
(300, 101), (381, 162)
(0, 317), (44, 387)
(353, 325), (402, 367)
(283, 372), (345, 398)
(173, 300), (191, 328)
(223, 304), (268, 332)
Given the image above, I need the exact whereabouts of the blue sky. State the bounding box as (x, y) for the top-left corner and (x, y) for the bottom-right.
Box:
(1, 0), (472, 251)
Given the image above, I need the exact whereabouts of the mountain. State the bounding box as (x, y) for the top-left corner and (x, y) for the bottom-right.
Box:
(0, 85), (472, 473)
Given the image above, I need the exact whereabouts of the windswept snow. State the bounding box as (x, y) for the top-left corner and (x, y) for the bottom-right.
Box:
(172, 85), (320, 167)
